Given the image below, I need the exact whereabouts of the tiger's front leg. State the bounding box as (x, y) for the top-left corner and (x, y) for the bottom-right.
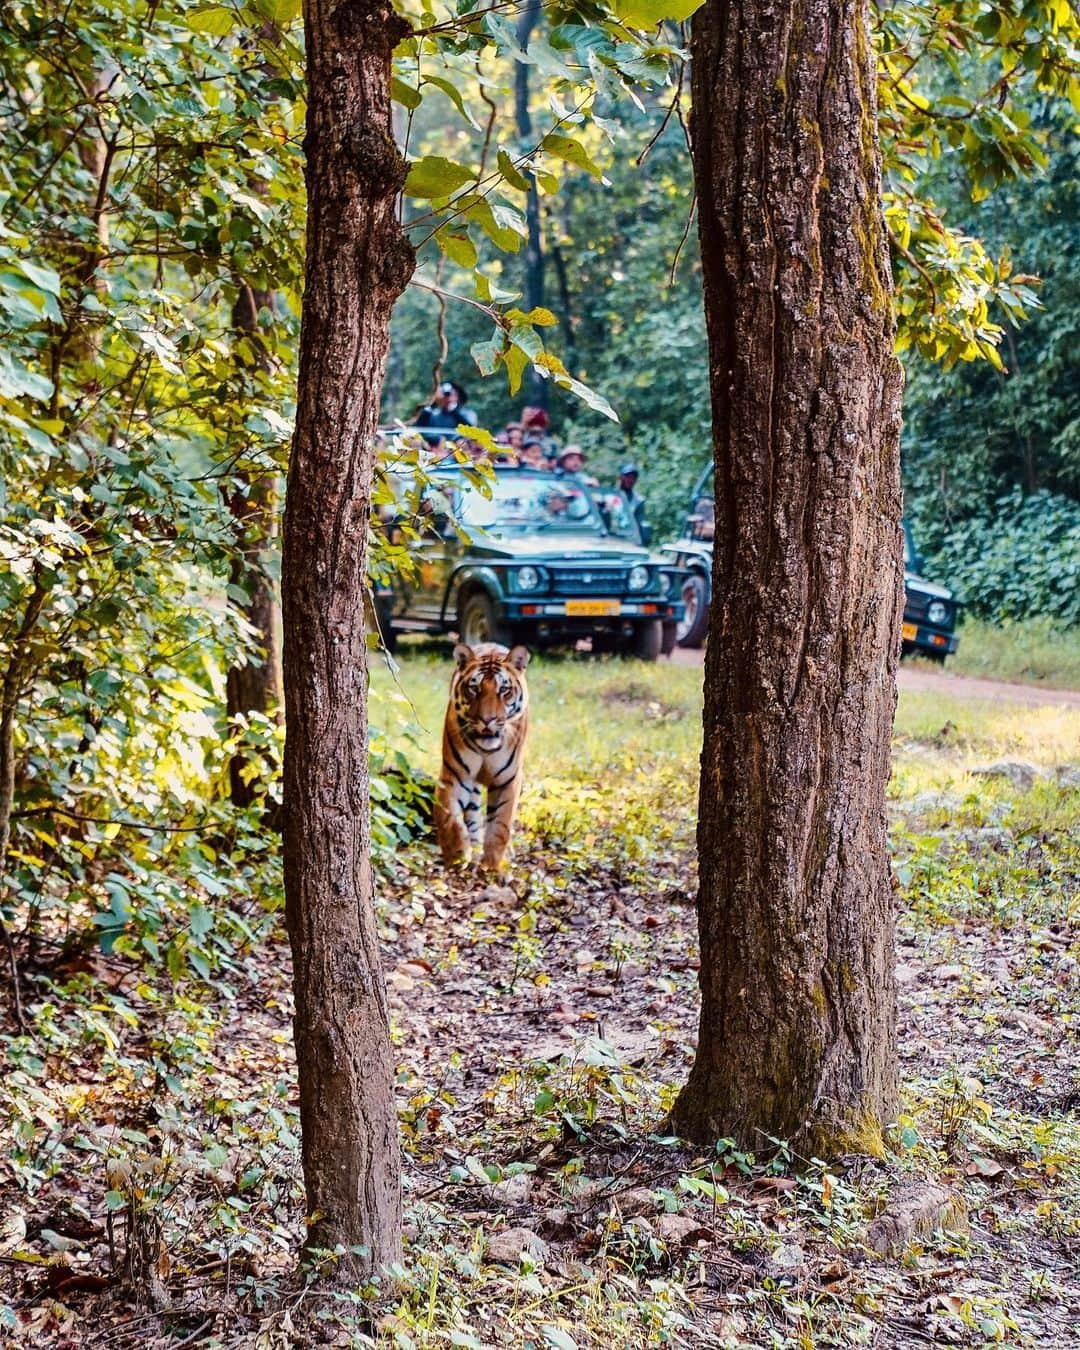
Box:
(480, 773), (523, 872)
(434, 772), (473, 866)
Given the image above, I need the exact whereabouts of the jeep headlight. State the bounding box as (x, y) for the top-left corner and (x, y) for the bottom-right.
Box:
(658, 571), (672, 596)
(927, 600), (949, 626)
(516, 565), (542, 592)
(628, 564), (650, 592)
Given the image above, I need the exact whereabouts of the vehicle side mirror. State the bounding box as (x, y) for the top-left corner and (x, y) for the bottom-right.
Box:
(641, 523), (653, 546)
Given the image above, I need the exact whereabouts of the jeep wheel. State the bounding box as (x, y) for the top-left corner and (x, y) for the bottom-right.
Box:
(660, 620), (678, 656)
(677, 571), (709, 649)
(459, 591), (512, 649)
(631, 619), (664, 662)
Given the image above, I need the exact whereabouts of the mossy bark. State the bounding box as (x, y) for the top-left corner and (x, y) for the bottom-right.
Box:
(672, 0), (903, 1158)
(283, 0), (413, 1276)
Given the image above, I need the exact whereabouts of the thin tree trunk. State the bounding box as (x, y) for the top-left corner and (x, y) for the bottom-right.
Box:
(515, 0), (546, 407)
(672, 0), (904, 1158)
(283, 0), (413, 1274)
(225, 281), (283, 810)
(0, 577), (49, 1030)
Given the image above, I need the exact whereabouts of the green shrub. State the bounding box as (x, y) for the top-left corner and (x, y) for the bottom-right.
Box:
(925, 489), (1080, 625)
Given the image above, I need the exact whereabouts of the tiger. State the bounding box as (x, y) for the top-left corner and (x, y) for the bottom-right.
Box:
(434, 641), (531, 871)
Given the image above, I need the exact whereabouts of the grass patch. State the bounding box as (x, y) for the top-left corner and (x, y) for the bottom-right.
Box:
(941, 616), (1080, 689)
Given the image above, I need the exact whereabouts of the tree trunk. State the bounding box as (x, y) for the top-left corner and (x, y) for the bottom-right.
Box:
(225, 282), (283, 810)
(283, 0), (413, 1275)
(672, 0), (904, 1158)
(515, 0), (546, 407)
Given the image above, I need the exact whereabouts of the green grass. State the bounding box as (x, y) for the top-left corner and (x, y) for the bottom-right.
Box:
(372, 642), (706, 780)
(940, 616), (1080, 689)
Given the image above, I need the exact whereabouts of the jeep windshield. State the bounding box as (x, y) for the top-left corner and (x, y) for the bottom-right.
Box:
(451, 472), (608, 537)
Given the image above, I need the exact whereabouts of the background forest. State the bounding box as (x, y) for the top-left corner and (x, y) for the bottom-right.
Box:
(1, 0), (1079, 1346)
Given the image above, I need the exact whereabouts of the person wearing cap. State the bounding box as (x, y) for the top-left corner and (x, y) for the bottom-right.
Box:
(520, 438), (546, 469)
(413, 380), (470, 442)
(616, 462), (651, 544)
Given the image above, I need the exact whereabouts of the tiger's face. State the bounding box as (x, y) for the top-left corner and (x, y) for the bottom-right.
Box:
(452, 642), (530, 751)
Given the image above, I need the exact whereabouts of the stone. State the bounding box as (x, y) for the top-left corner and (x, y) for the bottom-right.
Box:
(616, 1188), (657, 1218)
(971, 761), (1040, 792)
(864, 1184), (968, 1258)
(653, 1213), (703, 1245)
(485, 1227), (550, 1266)
(490, 1174), (532, 1206)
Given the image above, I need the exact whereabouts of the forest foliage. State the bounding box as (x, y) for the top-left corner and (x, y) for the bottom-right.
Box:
(0, 0), (1078, 1331)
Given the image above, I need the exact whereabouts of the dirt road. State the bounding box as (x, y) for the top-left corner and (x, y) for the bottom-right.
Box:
(666, 644), (1080, 707)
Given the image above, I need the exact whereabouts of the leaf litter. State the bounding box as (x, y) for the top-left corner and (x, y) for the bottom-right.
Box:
(2, 659), (1079, 1347)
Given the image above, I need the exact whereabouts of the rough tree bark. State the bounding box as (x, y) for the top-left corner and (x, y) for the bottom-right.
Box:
(671, 0), (904, 1157)
(283, 0), (413, 1273)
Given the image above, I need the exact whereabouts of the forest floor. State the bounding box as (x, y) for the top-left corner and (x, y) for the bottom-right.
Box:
(2, 650), (1079, 1349)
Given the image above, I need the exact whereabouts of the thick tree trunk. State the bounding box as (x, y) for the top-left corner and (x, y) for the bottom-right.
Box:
(515, 0), (547, 407)
(283, 0), (413, 1274)
(672, 0), (904, 1158)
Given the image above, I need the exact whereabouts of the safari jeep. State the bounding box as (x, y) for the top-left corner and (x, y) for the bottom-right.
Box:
(374, 465), (686, 661)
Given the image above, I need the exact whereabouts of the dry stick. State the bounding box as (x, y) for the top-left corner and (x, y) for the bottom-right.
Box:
(431, 258), (449, 396)
(888, 227), (939, 313)
(637, 56), (685, 168)
(10, 805), (217, 833)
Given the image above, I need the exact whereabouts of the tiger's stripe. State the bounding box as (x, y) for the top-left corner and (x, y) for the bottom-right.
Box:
(434, 641), (530, 871)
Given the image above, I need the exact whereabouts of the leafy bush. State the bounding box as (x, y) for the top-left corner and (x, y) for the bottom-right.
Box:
(924, 489), (1080, 626)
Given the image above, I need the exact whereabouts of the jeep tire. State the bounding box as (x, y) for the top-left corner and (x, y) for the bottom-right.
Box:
(631, 619), (664, 662)
(676, 570), (710, 649)
(459, 590), (512, 649)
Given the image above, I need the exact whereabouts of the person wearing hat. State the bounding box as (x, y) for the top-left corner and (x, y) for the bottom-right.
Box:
(555, 445), (599, 486)
(616, 462), (651, 544)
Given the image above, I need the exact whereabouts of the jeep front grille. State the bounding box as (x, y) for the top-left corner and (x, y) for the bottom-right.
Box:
(550, 567), (629, 595)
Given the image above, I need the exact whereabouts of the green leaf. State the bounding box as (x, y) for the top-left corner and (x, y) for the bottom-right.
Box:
(190, 904), (214, 938)
(424, 75), (479, 128)
(462, 199), (523, 252)
(497, 149), (532, 194)
(404, 156), (476, 199)
(187, 6), (236, 34)
(541, 133), (604, 181)
(254, 0), (302, 22)
(542, 1329), (579, 1350)
(471, 329), (504, 377)
(508, 323), (545, 361)
(391, 77), (422, 111)
(436, 230), (478, 269)
(13, 259), (61, 296)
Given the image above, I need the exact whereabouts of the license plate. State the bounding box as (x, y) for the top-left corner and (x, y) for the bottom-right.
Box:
(901, 622), (917, 641)
(565, 599), (621, 617)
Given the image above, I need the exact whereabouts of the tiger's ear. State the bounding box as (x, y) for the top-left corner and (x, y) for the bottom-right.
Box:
(508, 645), (530, 671)
(453, 643), (473, 669)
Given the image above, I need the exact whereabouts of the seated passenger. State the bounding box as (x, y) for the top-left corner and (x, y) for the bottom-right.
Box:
(520, 438), (546, 469)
